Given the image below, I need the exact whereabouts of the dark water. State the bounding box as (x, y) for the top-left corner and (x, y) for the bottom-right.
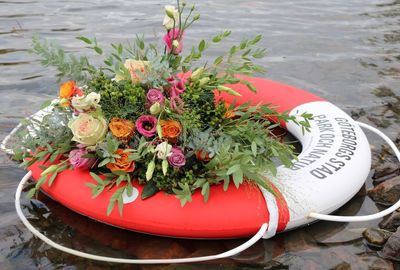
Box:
(1, 0), (400, 269)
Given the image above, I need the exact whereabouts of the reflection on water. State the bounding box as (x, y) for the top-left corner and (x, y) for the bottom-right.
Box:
(0, 0), (399, 269)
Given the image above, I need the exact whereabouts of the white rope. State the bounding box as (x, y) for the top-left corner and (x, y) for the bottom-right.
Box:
(0, 122), (22, 155)
(15, 170), (268, 264)
(309, 121), (400, 222)
(259, 187), (279, 239)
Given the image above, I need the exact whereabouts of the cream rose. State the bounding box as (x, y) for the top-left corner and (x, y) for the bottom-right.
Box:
(163, 5), (179, 30)
(71, 92), (101, 112)
(68, 113), (108, 146)
(116, 59), (149, 83)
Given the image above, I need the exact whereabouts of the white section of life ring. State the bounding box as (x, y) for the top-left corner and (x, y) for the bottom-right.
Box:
(15, 172), (268, 264)
(273, 101), (372, 229)
(309, 121), (400, 222)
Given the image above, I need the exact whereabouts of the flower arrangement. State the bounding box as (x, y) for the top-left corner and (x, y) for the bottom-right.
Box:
(14, 1), (312, 215)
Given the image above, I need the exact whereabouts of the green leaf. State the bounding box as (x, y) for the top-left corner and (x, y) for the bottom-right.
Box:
(223, 176), (230, 191)
(116, 175), (125, 186)
(118, 192), (123, 216)
(41, 164), (58, 176)
(141, 181), (159, 200)
(92, 185), (105, 198)
(40, 99), (52, 109)
(214, 56), (223, 65)
(232, 169), (244, 188)
(98, 158), (111, 167)
(111, 170), (127, 176)
(117, 44), (123, 55)
(85, 182), (97, 189)
(107, 187), (124, 216)
(90, 172), (104, 185)
(76, 36), (92, 44)
(201, 182), (210, 202)
(48, 172), (58, 186)
(26, 188), (37, 199)
(94, 46), (103, 55)
(251, 141), (257, 157)
(35, 175), (47, 189)
(198, 40), (206, 52)
(250, 34), (262, 45)
(226, 164), (241, 175)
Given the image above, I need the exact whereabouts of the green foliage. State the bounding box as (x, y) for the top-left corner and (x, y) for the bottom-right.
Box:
(31, 36), (94, 83)
(87, 73), (146, 120)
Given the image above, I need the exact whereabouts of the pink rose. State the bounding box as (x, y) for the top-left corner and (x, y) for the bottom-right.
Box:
(168, 147), (186, 168)
(69, 148), (96, 170)
(146, 89), (165, 107)
(163, 28), (184, 55)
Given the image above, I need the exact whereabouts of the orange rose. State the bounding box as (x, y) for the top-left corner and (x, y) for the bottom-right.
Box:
(109, 118), (135, 143)
(160, 119), (182, 143)
(195, 150), (211, 162)
(106, 149), (135, 172)
(59, 80), (76, 99)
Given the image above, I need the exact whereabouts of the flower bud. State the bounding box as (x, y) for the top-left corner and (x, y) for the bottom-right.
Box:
(172, 40), (180, 48)
(198, 77), (210, 86)
(193, 13), (200, 20)
(149, 102), (161, 115)
(190, 67), (204, 81)
(146, 159), (156, 181)
(165, 5), (176, 18)
(217, 85), (242, 97)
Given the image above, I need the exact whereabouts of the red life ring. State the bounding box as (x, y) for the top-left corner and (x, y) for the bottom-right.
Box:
(27, 76), (371, 239)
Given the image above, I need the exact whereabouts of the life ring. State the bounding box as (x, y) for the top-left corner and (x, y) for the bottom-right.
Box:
(21, 76), (373, 239)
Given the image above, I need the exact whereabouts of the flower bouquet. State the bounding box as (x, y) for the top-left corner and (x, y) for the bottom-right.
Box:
(14, 1), (312, 216)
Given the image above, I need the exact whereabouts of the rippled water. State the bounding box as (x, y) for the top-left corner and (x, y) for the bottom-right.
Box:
(0, 0), (399, 269)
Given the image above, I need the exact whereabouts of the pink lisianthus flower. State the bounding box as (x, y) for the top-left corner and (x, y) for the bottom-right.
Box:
(168, 147), (186, 168)
(171, 79), (186, 97)
(167, 76), (186, 97)
(146, 89), (165, 107)
(135, 115), (158, 137)
(68, 147), (96, 170)
(163, 28), (184, 55)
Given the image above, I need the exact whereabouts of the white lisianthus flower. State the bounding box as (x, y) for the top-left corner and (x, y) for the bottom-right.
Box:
(163, 5), (179, 30)
(72, 92), (101, 112)
(155, 141), (172, 160)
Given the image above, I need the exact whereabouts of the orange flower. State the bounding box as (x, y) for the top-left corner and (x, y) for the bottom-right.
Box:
(109, 118), (135, 143)
(106, 149), (135, 172)
(223, 102), (235, 118)
(195, 150), (211, 162)
(59, 80), (76, 99)
(160, 119), (182, 143)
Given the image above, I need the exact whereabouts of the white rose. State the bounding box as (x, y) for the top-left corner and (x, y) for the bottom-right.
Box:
(155, 141), (172, 160)
(72, 92), (101, 112)
(68, 113), (108, 146)
(163, 5), (179, 30)
(115, 59), (149, 83)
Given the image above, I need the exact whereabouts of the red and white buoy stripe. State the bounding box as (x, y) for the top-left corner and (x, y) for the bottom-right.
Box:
(259, 183), (290, 238)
